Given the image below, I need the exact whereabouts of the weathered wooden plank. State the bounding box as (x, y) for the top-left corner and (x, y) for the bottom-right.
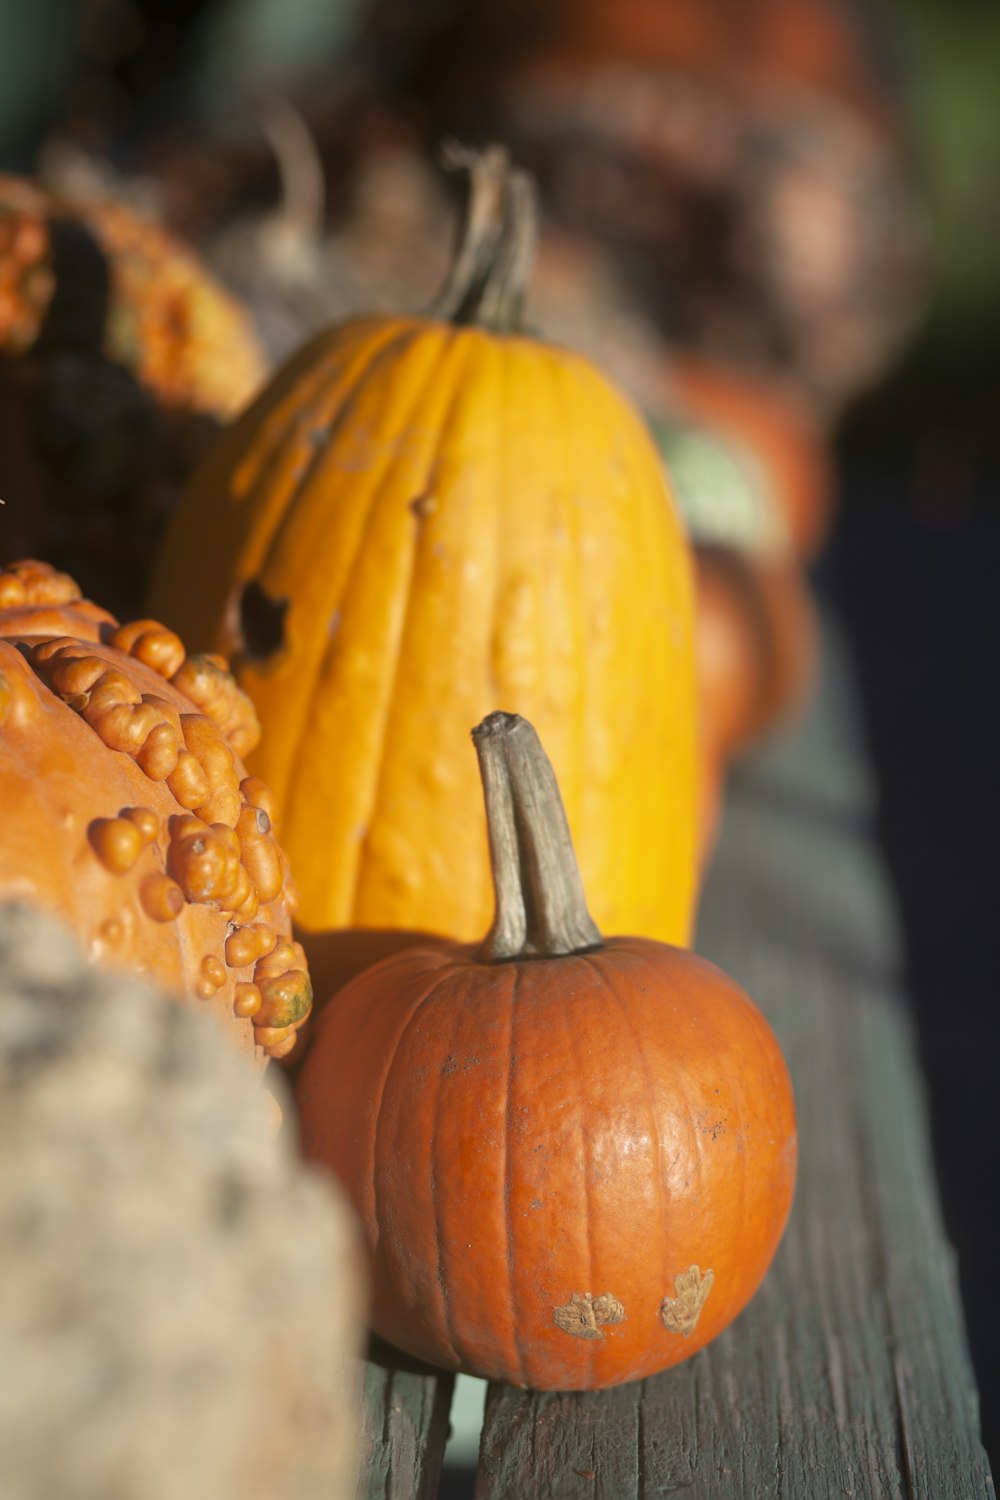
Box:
(358, 1339), (454, 1500)
(475, 613), (995, 1500)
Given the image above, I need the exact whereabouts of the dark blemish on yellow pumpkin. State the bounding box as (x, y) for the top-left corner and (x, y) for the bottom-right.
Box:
(660, 1266), (714, 1336)
(441, 1055), (458, 1076)
(554, 1293), (625, 1340)
(239, 579), (289, 660)
(410, 492), (438, 519)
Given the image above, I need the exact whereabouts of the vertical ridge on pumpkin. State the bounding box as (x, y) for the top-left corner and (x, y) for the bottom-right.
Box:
(352, 330), (500, 935)
(566, 973), (601, 1393)
(537, 346), (587, 847)
(233, 326), (393, 528)
(607, 372), (697, 939)
(501, 964), (528, 1389)
(242, 323), (440, 821)
(382, 978), (454, 1356)
(238, 326), (436, 837)
(634, 408), (695, 936)
(555, 354), (608, 934)
(254, 321), (458, 882)
(584, 951), (674, 1328)
(236, 333), (403, 594)
(352, 328), (482, 929)
(351, 956), (428, 1219)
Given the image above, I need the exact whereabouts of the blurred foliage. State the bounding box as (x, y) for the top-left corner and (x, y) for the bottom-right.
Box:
(191, 0), (366, 127)
(0, 0), (78, 166)
(884, 0), (1000, 373)
(1, 0), (998, 398)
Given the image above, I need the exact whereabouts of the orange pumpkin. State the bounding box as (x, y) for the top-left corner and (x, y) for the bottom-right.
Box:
(297, 711), (796, 1389)
(149, 146), (698, 948)
(645, 364), (821, 863)
(691, 542), (817, 870)
(694, 542), (817, 766)
(0, 559), (311, 1063)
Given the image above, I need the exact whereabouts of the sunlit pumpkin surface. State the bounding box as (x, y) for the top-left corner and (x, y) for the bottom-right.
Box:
(297, 934), (796, 1390)
(150, 312), (698, 946)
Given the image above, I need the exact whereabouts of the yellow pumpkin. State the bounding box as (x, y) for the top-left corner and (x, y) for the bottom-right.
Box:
(149, 147), (698, 946)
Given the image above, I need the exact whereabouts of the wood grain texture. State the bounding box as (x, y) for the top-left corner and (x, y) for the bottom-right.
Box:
(473, 611), (996, 1499)
(358, 1345), (454, 1500)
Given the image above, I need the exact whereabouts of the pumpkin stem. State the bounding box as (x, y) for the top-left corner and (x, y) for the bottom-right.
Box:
(431, 143), (538, 334)
(472, 713), (602, 962)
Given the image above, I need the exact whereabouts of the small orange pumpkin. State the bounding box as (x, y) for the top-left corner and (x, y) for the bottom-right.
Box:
(150, 146), (698, 948)
(297, 712), (796, 1389)
(0, 560), (311, 1063)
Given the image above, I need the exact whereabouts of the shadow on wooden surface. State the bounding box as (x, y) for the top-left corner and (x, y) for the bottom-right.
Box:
(819, 493), (1000, 1472)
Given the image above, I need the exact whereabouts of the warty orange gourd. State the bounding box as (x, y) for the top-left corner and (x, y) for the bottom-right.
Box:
(0, 559), (311, 1063)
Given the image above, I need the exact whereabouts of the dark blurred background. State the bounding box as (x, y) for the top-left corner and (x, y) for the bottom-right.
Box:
(1, 0), (998, 1470)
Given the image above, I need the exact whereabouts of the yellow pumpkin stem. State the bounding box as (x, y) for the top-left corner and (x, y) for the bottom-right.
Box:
(432, 143), (538, 334)
(472, 712), (602, 962)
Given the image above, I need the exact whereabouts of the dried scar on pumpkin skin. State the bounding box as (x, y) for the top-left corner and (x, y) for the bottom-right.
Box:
(660, 1265), (714, 1336)
(553, 1292), (625, 1339)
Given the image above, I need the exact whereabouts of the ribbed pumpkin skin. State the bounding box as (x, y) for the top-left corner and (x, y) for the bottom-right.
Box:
(297, 935), (797, 1390)
(149, 317), (698, 945)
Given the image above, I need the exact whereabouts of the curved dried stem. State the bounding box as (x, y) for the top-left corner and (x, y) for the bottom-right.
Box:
(472, 713), (602, 962)
(431, 143), (537, 333)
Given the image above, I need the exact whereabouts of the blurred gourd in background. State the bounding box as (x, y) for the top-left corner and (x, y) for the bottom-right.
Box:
(0, 165), (267, 618)
(358, 0), (931, 419)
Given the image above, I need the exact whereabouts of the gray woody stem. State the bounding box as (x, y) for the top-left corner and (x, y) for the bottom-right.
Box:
(431, 143), (538, 333)
(472, 713), (602, 962)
